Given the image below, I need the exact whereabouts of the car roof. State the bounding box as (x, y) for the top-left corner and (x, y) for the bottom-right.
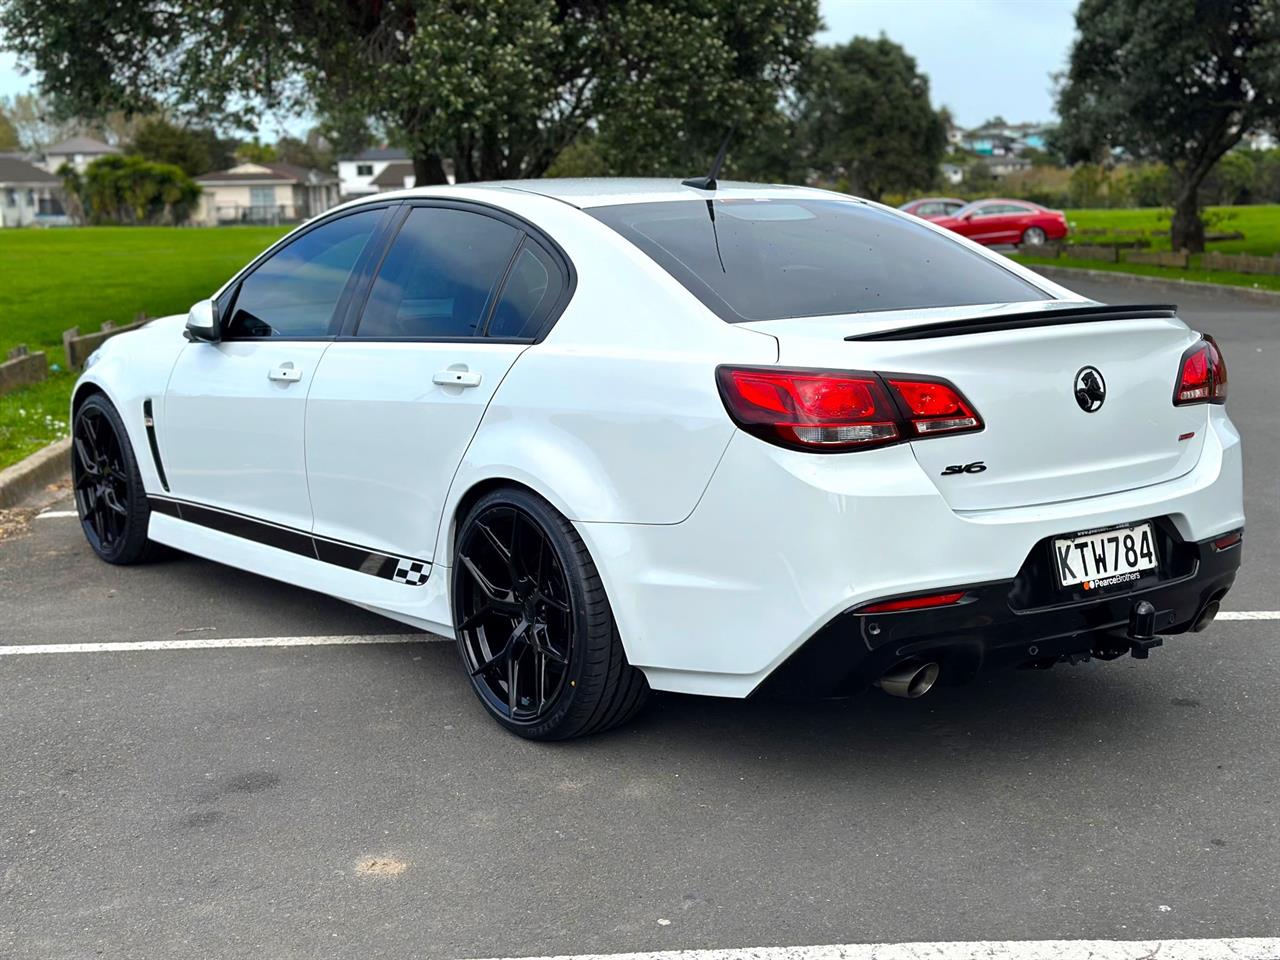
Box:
(377, 177), (841, 210)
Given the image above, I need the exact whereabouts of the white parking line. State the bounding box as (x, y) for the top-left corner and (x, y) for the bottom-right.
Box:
(0, 633), (447, 656)
(469, 938), (1280, 960)
(1218, 610), (1280, 620)
(35, 510), (79, 519)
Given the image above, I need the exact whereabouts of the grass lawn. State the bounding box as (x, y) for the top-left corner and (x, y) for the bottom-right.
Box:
(1061, 204), (1280, 256)
(1012, 252), (1280, 293)
(0, 226), (288, 470)
(0, 373), (76, 469)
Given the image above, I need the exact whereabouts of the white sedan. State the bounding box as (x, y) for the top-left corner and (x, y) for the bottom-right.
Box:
(71, 179), (1244, 739)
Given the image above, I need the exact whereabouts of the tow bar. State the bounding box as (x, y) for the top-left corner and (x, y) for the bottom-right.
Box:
(1127, 600), (1164, 659)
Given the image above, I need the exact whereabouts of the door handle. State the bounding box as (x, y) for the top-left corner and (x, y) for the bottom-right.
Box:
(268, 362), (303, 383)
(433, 369), (482, 388)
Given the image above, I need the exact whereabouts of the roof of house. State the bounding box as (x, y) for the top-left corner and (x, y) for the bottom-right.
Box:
(44, 135), (120, 156)
(370, 161), (414, 187)
(0, 156), (61, 185)
(196, 162), (337, 185)
(346, 147), (411, 162)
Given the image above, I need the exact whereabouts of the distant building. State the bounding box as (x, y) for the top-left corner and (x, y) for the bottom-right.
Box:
(194, 162), (340, 225)
(370, 161), (416, 193)
(939, 162), (965, 186)
(988, 156), (1033, 178)
(41, 135), (120, 174)
(337, 147), (412, 199)
(0, 156), (65, 227)
(960, 122), (1051, 158)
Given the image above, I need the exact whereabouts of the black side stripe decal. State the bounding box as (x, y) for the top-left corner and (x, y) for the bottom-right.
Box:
(147, 496), (431, 586)
(142, 400), (170, 492)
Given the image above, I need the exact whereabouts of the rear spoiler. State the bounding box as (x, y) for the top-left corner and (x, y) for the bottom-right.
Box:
(844, 303), (1178, 342)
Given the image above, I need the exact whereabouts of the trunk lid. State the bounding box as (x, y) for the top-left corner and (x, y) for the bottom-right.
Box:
(740, 303), (1208, 511)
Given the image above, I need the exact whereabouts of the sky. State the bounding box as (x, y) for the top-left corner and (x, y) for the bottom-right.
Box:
(0, 0), (1079, 137)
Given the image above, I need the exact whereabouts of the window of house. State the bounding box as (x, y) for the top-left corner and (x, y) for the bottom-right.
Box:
(356, 164), (374, 177)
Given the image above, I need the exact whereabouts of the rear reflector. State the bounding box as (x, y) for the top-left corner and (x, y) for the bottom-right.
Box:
(859, 591), (967, 614)
(1212, 530), (1243, 551)
(716, 366), (981, 453)
(1174, 335), (1228, 406)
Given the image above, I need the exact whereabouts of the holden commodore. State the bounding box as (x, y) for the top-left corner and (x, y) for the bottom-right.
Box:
(70, 178), (1243, 739)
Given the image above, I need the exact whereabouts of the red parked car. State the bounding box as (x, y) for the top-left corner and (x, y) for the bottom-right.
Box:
(898, 196), (966, 219)
(931, 199), (1068, 248)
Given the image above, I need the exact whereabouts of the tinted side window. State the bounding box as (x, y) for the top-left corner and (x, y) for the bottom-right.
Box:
(486, 241), (565, 339)
(225, 209), (381, 339)
(357, 207), (519, 339)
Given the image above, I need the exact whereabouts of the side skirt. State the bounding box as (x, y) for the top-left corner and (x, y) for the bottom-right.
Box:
(145, 506), (455, 637)
(147, 496), (431, 586)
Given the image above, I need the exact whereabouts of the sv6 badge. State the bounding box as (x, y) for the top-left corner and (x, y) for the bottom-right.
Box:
(941, 461), (987, 476)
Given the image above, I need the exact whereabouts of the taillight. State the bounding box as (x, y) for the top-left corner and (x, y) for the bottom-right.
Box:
(715, 366), (982, 452)
(1174, 335), (1227, 406)
(884, 376), (983, 436)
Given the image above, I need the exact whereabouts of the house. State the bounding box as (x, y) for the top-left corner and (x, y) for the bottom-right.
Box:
(939, 162), (965, 186)
(0, 156), (66, 227)
(194, 162), (340, 225)
(370, 161), (415, 193)
(337, 147), (411, 198)
(41, 135), (120, 174)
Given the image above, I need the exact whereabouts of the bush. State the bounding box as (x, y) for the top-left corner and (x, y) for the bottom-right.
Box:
(60, 155), (202, 226)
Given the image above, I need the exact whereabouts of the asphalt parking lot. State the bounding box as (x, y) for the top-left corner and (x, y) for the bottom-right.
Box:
(2, 273), (1277, 960)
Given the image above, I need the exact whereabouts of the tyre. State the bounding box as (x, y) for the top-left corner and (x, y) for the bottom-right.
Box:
(452, 487), (650, 740)
(71, 393), (155, 565)
(1021, 226), (1047, 248)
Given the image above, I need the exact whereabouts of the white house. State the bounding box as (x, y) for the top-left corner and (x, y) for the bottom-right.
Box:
(0, 156), (65, 227)
(41, 135), (120, 174)
(370, 161), (416, 193)
(336, 147), (411, 199)
(194, 162), (340, 225)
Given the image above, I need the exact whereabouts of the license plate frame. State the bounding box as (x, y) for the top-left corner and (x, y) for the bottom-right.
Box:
(1052, 521), (1159, 591)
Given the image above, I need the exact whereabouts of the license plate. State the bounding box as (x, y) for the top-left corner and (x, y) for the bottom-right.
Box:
(1053, 522), (1157, 589)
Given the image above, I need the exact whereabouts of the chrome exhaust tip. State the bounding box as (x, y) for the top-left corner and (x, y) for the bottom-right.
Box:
(1191, 599), (1221, 633)
(875, 660), (940, 699)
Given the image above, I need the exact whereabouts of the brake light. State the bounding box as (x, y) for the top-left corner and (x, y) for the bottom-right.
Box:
(716, 366), (982, 452)
(884, 377), (983, 436)
(1174, 335), (1227, 405)
(859, 591), (967, 614)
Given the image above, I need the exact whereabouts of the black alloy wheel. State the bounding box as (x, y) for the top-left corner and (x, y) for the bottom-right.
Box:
(452, 488), (649, 739)
(71, 394), (154, 564)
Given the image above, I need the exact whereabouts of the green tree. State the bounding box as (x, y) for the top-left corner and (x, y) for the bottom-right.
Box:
(60, 154), (200, 224)
(1055, 0), (1280, 251)
(128, 117), (232, 176)
(0, 109), (18, 150)
(801, 37), (946, 200)
(1, 0), (818, 185)
(236, 139), (278, 164)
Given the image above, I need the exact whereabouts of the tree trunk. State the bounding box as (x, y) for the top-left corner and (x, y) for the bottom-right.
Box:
(1170, 186), (1205, 253)
(412, 150), (449, 187)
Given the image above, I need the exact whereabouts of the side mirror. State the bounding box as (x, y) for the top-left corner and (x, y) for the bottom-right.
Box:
(184, 299), (220, 342)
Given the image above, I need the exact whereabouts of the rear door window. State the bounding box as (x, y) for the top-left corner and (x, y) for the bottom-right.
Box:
(486, 240), (566, 339)
(588, 198), (1048, 323)
(356, 206), (520, 339)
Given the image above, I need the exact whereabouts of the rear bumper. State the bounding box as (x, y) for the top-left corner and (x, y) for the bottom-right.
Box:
(755, 527), (1242, 699)
(575, 408), (1244, 699)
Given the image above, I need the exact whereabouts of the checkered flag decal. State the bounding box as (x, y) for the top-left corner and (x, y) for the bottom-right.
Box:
(392, 559), (429, 586)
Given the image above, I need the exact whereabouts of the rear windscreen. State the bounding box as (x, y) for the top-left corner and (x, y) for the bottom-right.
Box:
(587, 198), (1050, 322)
